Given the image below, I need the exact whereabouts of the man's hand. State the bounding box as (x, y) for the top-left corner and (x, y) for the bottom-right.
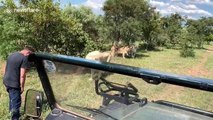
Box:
(21, 87), (24, 94)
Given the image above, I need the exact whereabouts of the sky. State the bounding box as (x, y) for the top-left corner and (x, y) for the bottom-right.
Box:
(58, 0), (213, 19)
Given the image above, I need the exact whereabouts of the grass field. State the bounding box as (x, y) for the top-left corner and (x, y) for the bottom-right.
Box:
(1, 46), (213, 119)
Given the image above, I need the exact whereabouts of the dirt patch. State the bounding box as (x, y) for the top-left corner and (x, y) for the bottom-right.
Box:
(187, 50), (212, 77)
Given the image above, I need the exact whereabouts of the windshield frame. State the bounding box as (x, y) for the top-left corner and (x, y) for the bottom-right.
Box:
(29, 53), (213, 117)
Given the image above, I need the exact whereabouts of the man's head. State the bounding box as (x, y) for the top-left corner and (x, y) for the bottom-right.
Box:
(20, 46), (35, 56)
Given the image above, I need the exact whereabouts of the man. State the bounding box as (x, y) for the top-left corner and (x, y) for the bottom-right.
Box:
(3, 46), (34, 120)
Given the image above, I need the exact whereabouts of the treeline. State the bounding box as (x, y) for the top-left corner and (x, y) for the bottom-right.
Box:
(0, 0), (212, 59)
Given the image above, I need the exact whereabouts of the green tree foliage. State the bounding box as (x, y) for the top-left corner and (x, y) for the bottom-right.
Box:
(21, 0), (92, 56)
(63, 5), (104, 53)
(0, 15), (23, 59)
(160, 13), (183, 48)
(0, 0), (103, 58)
(180, 44), (195, 57)
(96, 15), (112, 48)
(179, 28), (195, 57)
(104, 0), (136, 44)
(139, 9), (161, 50)
(64, 6), (98, 40)
(186, 17), (213, 49)
(0, 1), (28, 59)
(206, 34), (213, 44)
(186, 19), (204, 48)
(203, 17), (213, 44)
(103, 0), (160, 49)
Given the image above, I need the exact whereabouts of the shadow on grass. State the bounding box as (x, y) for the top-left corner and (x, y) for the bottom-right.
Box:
(203, 47), (213, 51)
(134, 53), (150, 59)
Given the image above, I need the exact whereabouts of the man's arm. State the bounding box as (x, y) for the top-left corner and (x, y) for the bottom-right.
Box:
(20, 68), (27, 94)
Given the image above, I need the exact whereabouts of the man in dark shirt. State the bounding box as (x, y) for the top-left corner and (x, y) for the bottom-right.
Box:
(3, 46), (34, 120)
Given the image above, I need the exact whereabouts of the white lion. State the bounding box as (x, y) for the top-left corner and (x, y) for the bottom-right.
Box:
(85, 51), (113, 80)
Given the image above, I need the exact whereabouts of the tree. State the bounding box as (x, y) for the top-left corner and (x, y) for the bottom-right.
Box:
(160, 13), (183, 48)
(64, 6), (100, 41)
(139, 8), (161, 50)
(63, 5), (104, 53)
(0, 0), (28, 59)
(0, 0), (99, 57)
(202, 17), (213, 44)
(179, 28), (195, 57)
(103, 0), (158, 48)
(206, 34), (213, 44)
(185, 17), (213, 48)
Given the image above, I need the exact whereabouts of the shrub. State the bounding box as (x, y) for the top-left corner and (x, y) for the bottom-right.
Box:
(180, 44), (195, 57)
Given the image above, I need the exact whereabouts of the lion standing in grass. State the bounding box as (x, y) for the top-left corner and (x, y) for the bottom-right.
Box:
(85, 51), (112, 62)
(111, 44), (137, 58)
(85, 50), (113, 80)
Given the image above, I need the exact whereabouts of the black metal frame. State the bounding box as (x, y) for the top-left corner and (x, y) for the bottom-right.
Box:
(29, 55), (57, 110)
(95, 77), (139, 105)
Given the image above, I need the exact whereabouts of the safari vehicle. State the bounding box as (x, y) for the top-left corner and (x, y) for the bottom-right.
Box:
(24, 53), (213, 120)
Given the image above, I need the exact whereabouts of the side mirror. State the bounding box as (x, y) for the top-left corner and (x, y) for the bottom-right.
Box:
(24, 89), (44, 118)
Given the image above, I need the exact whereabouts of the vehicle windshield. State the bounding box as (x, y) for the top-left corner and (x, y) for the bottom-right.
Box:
(44, 60), (213, 117)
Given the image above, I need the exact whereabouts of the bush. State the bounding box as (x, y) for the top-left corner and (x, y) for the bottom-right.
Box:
(180, 44), (195, 57)
(165, 43), (173, 49)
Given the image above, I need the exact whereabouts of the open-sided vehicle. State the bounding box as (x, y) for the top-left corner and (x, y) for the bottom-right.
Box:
(24, 53), (213, 120)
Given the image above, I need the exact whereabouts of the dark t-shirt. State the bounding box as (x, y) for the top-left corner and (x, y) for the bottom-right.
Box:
(3, 52), (28, 88)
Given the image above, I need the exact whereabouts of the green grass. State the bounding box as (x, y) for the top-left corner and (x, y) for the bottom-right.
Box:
(205, 53), (213, 78)
(112, 48), (205, 74)
(0, 46), (213, 119)
(0, 69), (50, 120)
